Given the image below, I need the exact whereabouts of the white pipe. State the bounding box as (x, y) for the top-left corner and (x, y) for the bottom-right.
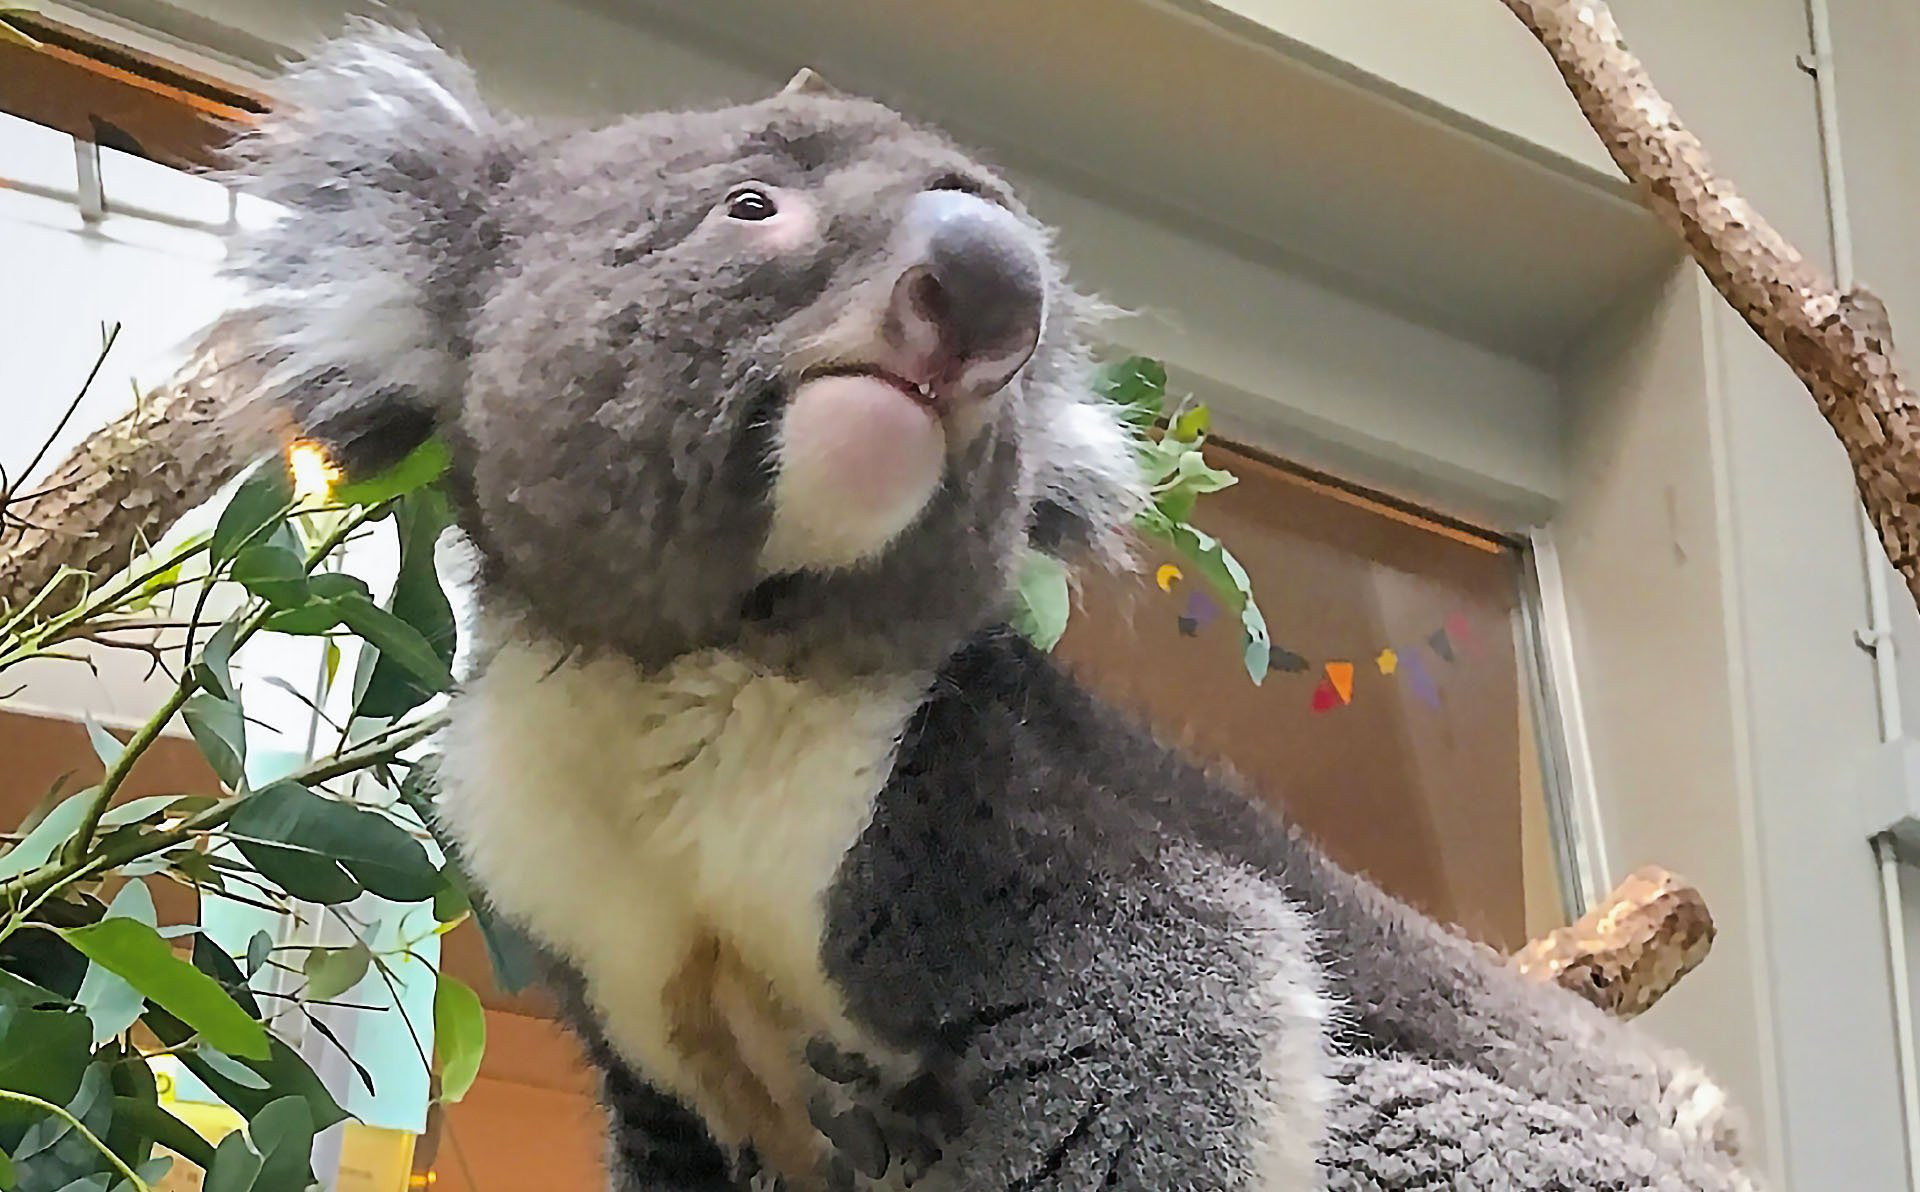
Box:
(1805, 0), (1920, 1183)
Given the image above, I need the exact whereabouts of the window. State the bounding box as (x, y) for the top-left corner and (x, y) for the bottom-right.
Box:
(1058, 442), (1575, 948)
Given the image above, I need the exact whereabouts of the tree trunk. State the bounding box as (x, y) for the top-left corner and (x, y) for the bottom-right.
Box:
(0, 346), (249, 613)
(1499, 0), (1920, 611)
(1511, 865), (1715, 1018)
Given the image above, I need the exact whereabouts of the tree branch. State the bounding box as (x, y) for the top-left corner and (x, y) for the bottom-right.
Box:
(1499, 0), (1920, 608)
(1511, 865), (1715, 1018)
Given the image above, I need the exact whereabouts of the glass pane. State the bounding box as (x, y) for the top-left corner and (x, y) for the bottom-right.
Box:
(1057, 445), (1567, 949)
(98, 142), (229, 224)
(0, 110), (76, 192)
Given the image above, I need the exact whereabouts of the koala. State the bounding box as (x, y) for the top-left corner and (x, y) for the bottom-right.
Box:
(214, 25), (1765, 1192)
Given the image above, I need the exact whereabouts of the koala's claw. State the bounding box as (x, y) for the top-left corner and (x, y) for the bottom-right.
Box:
(803, 1040), (960, 1188)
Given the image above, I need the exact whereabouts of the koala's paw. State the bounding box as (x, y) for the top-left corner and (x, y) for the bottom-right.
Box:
(804, 1039), (964, 1188)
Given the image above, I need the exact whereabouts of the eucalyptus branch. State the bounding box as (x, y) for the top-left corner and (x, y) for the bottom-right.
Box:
(0, 1088), (152, 1192)
(59, 499), (390, 864)
(0, 710), (447, 907)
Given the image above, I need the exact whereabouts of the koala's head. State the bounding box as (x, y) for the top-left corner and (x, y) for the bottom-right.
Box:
(218, 25), (1141, 676)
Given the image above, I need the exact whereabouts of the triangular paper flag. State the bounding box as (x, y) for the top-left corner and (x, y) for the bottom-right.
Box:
(1310, 677), (1342, 712)
(1177, 616), (1198, 637)
(1185, 590), (1220, 631)
(1375, 648), (1398, 675)
(1273, 648), (1310, 674)
(1445, 611), (1472, 653)
(1402, 647), (1440, 707)
(1326, 661), (1354, 704)
(1428, 628), (1456, 663)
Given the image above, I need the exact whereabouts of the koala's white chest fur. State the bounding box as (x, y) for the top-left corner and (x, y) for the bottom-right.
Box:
(436, 630), (921, 1166)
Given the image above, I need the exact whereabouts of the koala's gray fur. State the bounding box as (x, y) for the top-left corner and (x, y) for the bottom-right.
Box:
(212, 24), (1765, 1191)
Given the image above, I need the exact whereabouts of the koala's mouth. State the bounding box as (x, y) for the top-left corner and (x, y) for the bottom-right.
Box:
(803, 364), (939, 412)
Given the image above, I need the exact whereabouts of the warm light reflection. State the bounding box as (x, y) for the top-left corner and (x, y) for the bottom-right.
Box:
(288, 438), (341, 503)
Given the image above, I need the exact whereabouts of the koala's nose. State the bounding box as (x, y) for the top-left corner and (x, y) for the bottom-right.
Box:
(890, 190), (1046, 398)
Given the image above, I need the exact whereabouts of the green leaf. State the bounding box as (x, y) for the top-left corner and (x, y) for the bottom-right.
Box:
(431, 876), (469, 925)
(244, 933), (271, 979)
(0, 1143), (13, 1188)
(211, 463), (292, 564)
(98, 795), (208, 831)
(74, 884), (153, 1046)
(0, 1008), (90, 1130)
(202, 1128), (262, 1192)
(247, 1097), (315, 1192)
(195, 1049), (268, 1091)
(0, 790), (94, 881)
(261, 605), (346, 636)
(229, 841), (361, 905)
(103, 1052), (158, 1176)
(1093, 356), (1167, 428)
(227, 783), (439, 903)
(1009, 552), (1071, 651)
(1140, 512), (1270, 684)
(336, 598), (453, 698)
(181, 695), (246, 791)
(432, 974), (485, 1103)
(0, 968), (65, 1011)
(301, 945), (369, 1002)
(123, 1156), (174, 1191)
(193, 622), (241, 702)
(15, 1060), (110, 1164)
(158, 1026), (346, 1136)
(330, 438), (451, 508)
(110, 1100), (214, 1171)
(189, 934), (261, 1019)
(307, 573), (372, 603)
(229, 546), (309, 609)
(82, 719), (124, 771)
(57, 919), (269, 1061)
(1168, 403), (1212, 443)
(356, 493), (456, 719)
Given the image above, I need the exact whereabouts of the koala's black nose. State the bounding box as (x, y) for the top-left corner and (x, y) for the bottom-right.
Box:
(891, 190), (1046, 397)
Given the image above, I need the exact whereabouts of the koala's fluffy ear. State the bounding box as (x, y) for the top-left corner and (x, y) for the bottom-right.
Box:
(216, 22), (504, 476)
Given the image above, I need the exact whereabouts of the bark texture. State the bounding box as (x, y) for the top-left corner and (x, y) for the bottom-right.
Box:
(1511, 865), (1716, 1019)
(1502, 0), (1920, 609)
(0, 346), (251, 614)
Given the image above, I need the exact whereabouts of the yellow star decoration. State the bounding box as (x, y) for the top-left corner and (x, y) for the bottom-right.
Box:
(1375, 648), (1398, 675)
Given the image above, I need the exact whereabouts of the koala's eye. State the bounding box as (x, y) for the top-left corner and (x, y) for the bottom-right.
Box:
(725, 185), (778, 221)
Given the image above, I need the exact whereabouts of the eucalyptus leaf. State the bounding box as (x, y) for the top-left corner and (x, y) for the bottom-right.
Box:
(1010, 552), (1071, 651)
(1094, 356), (1167, 427)
(336, 599), (453, 697)
(356, 492), (456, 719)
(227, 783), (439, 903)
(202, 1129), (262, 1192)
(193, 621), (240, 701)
(246, 1096), (316, 1192)
(301, 945), (370, 1002)
(1140, 511), (1270, 683)
(432, 974), (485, 1103)
(261, 604), (346, 635)
(190, 934), (261, 1018)
(244, 932), (272, 979)
(82, 719), (124, 771)
(0, 791), (94, 881)
(110, 1100), (214, 1170)
(161, 1033), (345, 1131)
(0, 1007), (90, 1131)
(195, 1049), (269, 1091)
(57, 920), (269, 1061)
(330, 437), (451, 507)
(211, 463), (292, 564)
(229, 545), (309, 609)
(0, 1144), (13, 1188)
(181, 695), (247, 791)
(0, 968), (65, 1011)
(73, 884), (153, 1047)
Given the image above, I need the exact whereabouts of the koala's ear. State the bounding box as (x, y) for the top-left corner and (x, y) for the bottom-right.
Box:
(1026, 387), (1149, 571)
(780, 67), (840, 98)
(216, 22), (505, 477)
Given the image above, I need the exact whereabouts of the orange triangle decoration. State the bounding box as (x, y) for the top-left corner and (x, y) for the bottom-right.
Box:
(1375, 648), (1398, 675)
(1326, 661), (1354, 704)
(1310, 677), (1342, 712)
